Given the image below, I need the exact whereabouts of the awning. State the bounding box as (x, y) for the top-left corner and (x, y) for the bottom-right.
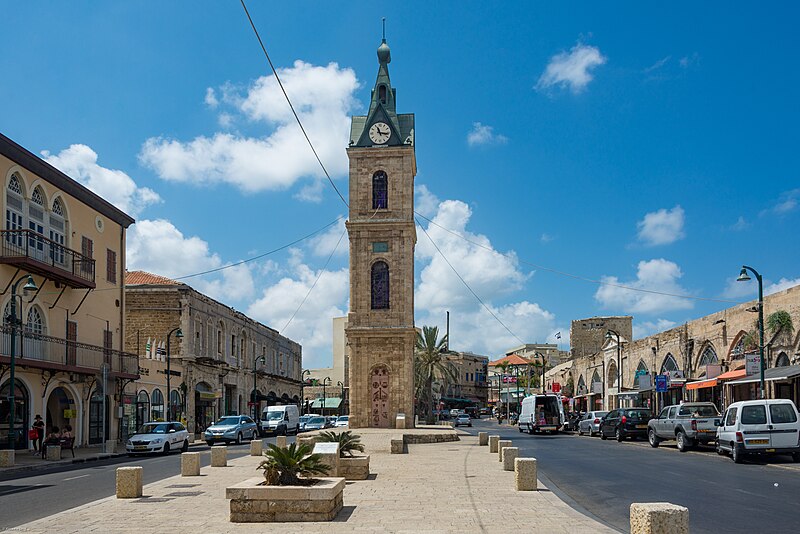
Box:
(715, 369), (748, 381)
(686, 378), (718, 391)
(727, 365), (800, 386)
(310, 397), (342, 409)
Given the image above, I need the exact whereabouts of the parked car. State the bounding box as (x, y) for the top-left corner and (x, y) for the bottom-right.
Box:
(480, 407), (492, 416)
(204, 415), (258, 446)
(599, 408), (653, 441)
(260, 404), (300, 436)
(304, 416), (327, 432)
(648, 402), (722, 451)
(577, 411), (608, 436)
(334, 415), (350, 427)
(126, 421), (189, 456)
(716, 399), (800, 464)
(454, 414), (472, 427)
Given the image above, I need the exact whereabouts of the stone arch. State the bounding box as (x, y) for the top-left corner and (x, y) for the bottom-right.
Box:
(633, 360), (648, 388)
(577, 375), (587, 395)
(607, 360), (618, 388)
(136, 389), (150, 428)
(661, 353), (679, 373)
(43, 383), (79, 441)
(727, 331), (749, 361)
(697, 342), (719, 370)
(0, 376), (32, 449)
(591, 370), (601, 388)
(776, 352), (790, 367)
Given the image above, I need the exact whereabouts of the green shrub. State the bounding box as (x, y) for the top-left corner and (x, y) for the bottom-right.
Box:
(257, 442), (329, 486)
(317, 430), (365, 458)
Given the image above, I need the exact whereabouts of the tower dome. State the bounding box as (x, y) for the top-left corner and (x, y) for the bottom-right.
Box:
(377, 40), (391, 64)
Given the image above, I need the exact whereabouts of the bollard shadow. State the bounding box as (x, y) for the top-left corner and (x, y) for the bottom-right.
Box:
(366, 473), (378, 480)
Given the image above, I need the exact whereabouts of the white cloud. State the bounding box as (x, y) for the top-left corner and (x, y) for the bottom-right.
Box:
(730, 216), (750, 231)
(679, 53), (700, 69)
(247, 251), (349, 368)
(139, 61), (359, 197)
(204, 87), (218, 108)
(540, 233), (554, 244)
(770, 189), (799, 216)
(595, 259), (694, 314)
(644, 56), (671, 73)
(217, 112), (234, 129)
(536, 42), (607, 94)
(415, 184), (440, 218)
(42, 144), (161, 217)
(766, 277), (800, 296)
(467, 122), (508, 147)
(637, 205), (685, 246)
(308, 218), (347, 257)
(721, 276), (756, 300)
(633, 319), (678, 339)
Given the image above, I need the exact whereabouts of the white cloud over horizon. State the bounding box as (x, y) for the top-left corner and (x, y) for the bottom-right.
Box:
(467, 122), (508, 147)
(595, 259), (694, 315)
(633, 319), (678, 340)
(637, 205), (685, 246)
(536, 42), (607, 94)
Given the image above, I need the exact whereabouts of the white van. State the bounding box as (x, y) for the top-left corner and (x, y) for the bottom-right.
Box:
(260, 404), (300, 436)
(518, 394), (565, 434)
(717, 399), (800, 464)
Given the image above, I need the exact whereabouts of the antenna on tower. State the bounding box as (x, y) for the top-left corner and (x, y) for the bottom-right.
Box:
(382, 17), (386, 42)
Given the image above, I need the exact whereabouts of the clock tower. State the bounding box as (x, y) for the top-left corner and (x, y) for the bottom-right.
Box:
(345, 36), (416, 428)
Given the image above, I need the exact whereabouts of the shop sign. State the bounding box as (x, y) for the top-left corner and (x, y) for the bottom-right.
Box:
(655, 375), (668, 393)
(63, 409), (77, 418)
(746, 354), (761, 376)
(638, 374), (653, 391)
(552, 382), (561, 393)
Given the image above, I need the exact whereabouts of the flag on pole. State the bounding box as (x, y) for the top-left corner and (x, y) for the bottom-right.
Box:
(145, 337), (152, 359)
(555, 332), (561, 339)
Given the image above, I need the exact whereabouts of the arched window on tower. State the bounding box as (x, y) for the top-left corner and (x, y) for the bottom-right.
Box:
(378, 85), (387, 104)
(371, 261), (389, 309)
(372, 171), (388, 209)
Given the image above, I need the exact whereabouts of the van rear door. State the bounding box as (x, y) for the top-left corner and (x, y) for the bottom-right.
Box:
(739, 402), (771, 450)
(768, 402), (800, 449)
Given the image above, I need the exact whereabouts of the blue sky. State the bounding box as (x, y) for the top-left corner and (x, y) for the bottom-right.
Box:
(2, 2), (798, 367)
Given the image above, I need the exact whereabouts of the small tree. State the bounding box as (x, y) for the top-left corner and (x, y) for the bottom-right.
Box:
(414, 326), (456, 424)
(317, 430), (365, 458)
(257, 443), (329, 486)
(767, 310), (794, 340)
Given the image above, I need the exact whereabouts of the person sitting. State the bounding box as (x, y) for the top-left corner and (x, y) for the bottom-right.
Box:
(41, 426), (61, 459)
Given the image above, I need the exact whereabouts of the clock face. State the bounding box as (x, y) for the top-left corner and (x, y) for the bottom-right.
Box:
(368, 122), (391, 144)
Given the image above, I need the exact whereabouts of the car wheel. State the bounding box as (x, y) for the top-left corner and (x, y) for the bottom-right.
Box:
(732, 444), (744, 464)
(600, 429), (607, 440)
(206, 441), (214, 447)
(251, 430), (258, 441)
(616, 427), (624, 442)
(235, 432), (242, 445)
(518, 425), (523, 433)
(162, 442), (170, 456)
(294, 425), (300, 435)
(578, 427), (583, 436)
(181, 440), (189, 452)
(648, 429), (660, 448)
(676, 431), (689, 452)
(716, 441), (726, 456)
(792, 452), (800, 463)
(281, 426), (288, 436)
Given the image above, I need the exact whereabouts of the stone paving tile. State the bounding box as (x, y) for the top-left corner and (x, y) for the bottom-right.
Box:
(15, 433), (616, 534)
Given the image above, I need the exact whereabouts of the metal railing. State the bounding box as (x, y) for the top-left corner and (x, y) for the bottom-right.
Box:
(0, 229), (95, 284)
(1, 323), (138, 375)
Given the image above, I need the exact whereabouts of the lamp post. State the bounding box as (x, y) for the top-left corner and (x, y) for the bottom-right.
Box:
(252, 355), (266, 420)
(322, 377), (331, 416)
(605, 330), (622, 409)
(6, 274), (37, 450)
(301, 370), (310, 415)
(534, 352), (547, 394)
(737, 266), (766, 399)
(337, 381), (345, 416)
(166, 327), (183, 421)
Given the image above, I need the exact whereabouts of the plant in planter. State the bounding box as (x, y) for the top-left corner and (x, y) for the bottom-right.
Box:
(317, 430), (370, 480)
(257, 443), (329, 485)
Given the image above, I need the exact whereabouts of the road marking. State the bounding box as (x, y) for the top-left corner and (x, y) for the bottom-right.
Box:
(63, 474), (90, 481)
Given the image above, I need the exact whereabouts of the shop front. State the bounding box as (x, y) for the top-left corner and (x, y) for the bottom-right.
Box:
(194, 382), (217, 433)
(0, 379), (29, 449)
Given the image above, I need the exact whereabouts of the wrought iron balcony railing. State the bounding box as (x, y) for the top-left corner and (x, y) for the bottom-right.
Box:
(0, 229), (96, 288)
(0, 324), (138, 377)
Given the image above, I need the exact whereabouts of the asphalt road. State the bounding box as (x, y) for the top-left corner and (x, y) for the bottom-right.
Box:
(0, 436), (294, 529)
(462, 419), (800, 533)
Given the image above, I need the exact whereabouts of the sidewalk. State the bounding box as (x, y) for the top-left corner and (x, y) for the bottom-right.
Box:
(13, 431), (616, 533)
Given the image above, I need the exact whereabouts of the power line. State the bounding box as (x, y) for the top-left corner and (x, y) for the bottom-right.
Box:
(239, 0), (349, 209)
(415, 216), (526, 346)
(414, 211), (742, 305)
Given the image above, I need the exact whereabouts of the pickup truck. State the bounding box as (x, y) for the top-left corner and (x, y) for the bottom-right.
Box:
(647, 402), (722, 452)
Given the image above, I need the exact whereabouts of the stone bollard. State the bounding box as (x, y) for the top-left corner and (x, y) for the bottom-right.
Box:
(250, 439), (263, 456)
(390, 435), (405, 454)
(515, 458), (538, 491)
(45, 445), (61, 461)
(312, 442), (340, 476)
(116, 466), (143, 498)
(630, 503), (689, 534)
(181, 452), (201, 476)
(395, 413), (406, 429)
(503, 447), (519, 471)
(105, 440), (117, 454)
(498, 440), (512, 462)
(489, 435), (500, 453)
(210, 446), (227, 467)
(275, 435), (287, 449)
(478, 432), (489, 446)
(0, 449), (14, 467)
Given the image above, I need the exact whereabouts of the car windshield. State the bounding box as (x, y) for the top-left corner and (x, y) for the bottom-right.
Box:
(678, 405), (720, 417)
(308, 417), (325, 424)
(338, 416), (349, 421)
(458, 415), (469, 419)
(266, 411), (285, 421)
(214, 417), (240, 425)
(137, 423), (169, 434)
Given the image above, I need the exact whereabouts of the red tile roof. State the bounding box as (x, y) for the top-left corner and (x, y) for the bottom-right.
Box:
(125, 270), (182, 286)
(489, 354), (530, 367)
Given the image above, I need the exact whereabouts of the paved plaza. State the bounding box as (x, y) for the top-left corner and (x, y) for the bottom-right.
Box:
(13, 431), (616, 533)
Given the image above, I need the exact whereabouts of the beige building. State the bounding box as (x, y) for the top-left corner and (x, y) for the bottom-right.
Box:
(303, 317), (349, 415)
(345, 37), (417, 428)
(0, 132), (136, 449)
(569, 316), (633, 360)
(438, 351), (489, 410)
(125, 271), (302, 435)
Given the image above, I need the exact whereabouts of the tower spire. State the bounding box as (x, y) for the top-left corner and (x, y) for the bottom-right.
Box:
(382, 17), (386, 42)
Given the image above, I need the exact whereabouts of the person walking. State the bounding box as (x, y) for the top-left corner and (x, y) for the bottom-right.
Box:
(32, 415), (44, 453)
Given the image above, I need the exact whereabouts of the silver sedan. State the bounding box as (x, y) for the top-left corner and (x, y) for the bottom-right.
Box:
(578, 411), (609, 437)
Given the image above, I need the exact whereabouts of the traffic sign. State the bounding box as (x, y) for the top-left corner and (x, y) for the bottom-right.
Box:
(655, 375), (668, 393)
(552, 382), (561, 393)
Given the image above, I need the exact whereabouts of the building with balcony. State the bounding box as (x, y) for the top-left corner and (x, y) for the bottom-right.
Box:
(0, 132), (136, 449)
(125, 271), (302, 435)
(439, 351), (489, 410)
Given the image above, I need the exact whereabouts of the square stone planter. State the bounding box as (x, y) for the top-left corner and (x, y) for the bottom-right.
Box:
(339, 455), (370, 480)
(226, 476), (345, 522)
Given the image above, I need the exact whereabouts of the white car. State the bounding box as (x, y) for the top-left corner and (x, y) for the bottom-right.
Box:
(454, 414), (472, 427)
(577, 411), (609, 437)
(717, 399), (800, 464)
(127, 421), (189, 456)
(334, 416), (349, 427)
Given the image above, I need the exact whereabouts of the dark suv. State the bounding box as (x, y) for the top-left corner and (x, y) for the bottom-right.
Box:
(600, 408), (653, 442)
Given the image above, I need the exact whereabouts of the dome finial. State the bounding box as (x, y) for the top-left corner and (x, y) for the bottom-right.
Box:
(377, 18), (391, 64)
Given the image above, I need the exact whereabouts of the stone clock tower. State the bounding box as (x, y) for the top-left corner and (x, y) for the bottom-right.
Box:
(345, 37), (416, 429)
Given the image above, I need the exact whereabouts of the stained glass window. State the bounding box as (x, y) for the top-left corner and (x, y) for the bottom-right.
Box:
(8, 174), (21, 194)
(698, 345), (718, 366)
(372, 171), (388, 209)
(52, 198), (64, 216)
(732, 337), (745, 360)
(31, 187), (44, 206)
(371, 261), (389, 309)
(661, 353), (679, 373)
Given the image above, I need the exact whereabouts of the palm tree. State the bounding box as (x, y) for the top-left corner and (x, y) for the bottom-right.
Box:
(414, 326), (456, 424)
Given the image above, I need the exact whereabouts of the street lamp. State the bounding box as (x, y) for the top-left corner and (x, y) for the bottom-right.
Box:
(301, 370), (310, 415)
(322, 377), (331, 416)
(605, 330), (622, 409)
(737, 265), (766, 399)
(6, 274), (37, 450)
(534, 352), (547, 394)
(337, 381), (345, 416)
(253, 355), (266, 420)
(166, 327), (183, 421)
